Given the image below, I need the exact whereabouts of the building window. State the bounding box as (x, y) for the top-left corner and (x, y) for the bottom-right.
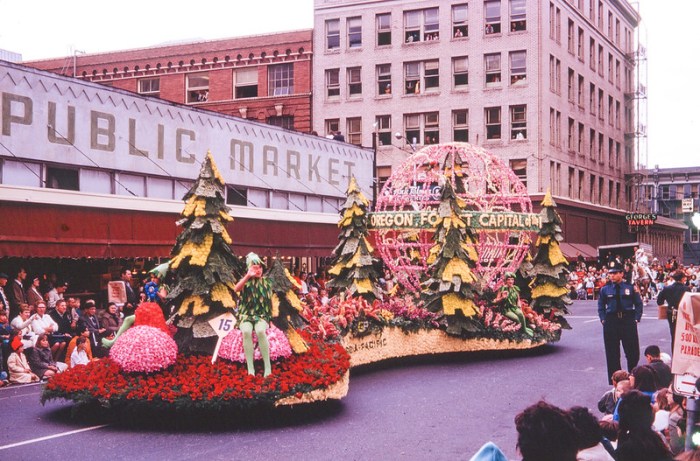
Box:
(453, 57), (469, 88)
(404, 8), (439, 43)
(589, 83), (596, 115)
(226, 186), (248, 206)
(404, 112), (439, 145)
(510, 105), (526, 140)
(578, 122), (584, 154)
(326, 19), (340, 50)
(377, 165), (392, 194)
(567, 68), (575, 102)
(453, 110), (469, 142)
(405, 62), (420, 94)
(598, 132), (604, 162)
(424, 60), (439, 90)
(347, 117), (362, 145)
(376, 115), (391, 146)
(485, 53), (501, 85)
(510, 159), (527, 187)
(598, 45), (604, 76)
(138, 78), (160, 96)
(424, 112), (439, 144)
(589, 128), (596, 159)
(485, 106), (501, 140)
(235, 68), (258, 99)
(325, 119), (340, 137)
(46, 166), (79, 191)
(377, 13), (392, 46)
(485, 0), (501, 34)
(692, 228), (700, 244)
(577, 74), (584, 106)
(452, 4), (468, 37)
(567, 19), (574, 54)
(577, 27), (584, 60)
(268, 63), (293, 96)
(549, 55), (560, 93)
(347, 17), (362, 48)
(567, 117), (575, 151)
(589, 38), (596, 71)
(509, 51), (526, 85)
(267, 115), (294, 130)
(510, 0), (526, 31)
(348, 67), (362, 97)
(326, 69), (340, 98)
(377, 64), (392, 95)
(186, 73), (209, 103)
(405, 114), (420, 145)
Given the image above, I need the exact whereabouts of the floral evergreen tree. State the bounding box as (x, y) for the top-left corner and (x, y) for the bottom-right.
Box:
(327, 177), (382, 302)
(528, 190), (572, 328)
(266, 257), (309, 354)
(422, 180), (482, 336)
(168, 152), (245, 351)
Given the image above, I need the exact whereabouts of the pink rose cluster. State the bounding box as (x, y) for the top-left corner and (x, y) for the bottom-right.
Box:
(218, 323), (292, 363)
(110, 325), (178, 373)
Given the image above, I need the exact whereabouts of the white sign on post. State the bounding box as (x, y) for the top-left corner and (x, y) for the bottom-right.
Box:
(682, 198), (694, 213)
(208, 312), (237, 364)
(671, 293), (700, 397)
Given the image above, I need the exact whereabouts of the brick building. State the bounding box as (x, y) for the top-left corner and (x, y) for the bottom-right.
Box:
(311, 0), (683, 257)
(25, 30), (314, 133)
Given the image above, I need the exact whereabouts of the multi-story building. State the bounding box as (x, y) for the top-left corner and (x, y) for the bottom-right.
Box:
(312, 0), (685, 257)
(638, 167), (700, 264)
(24, 30), (314, 133)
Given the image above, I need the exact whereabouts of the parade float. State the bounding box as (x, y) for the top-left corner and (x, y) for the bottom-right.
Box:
(42, 143), (567, 412)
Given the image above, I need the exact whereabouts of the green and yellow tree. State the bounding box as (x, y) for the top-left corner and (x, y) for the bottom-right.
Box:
(327, 177), (382, 301)
(267, 257), (309, 354)
(528, 190), (572, 328)
(422, 180), (482, 336)
(167, 152), (245, 351)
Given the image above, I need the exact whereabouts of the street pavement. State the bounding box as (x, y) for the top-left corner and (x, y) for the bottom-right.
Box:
(0, 299), (672, 460)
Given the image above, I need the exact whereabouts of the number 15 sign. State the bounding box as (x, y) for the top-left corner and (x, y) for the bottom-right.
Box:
(208, 312), (237, 364)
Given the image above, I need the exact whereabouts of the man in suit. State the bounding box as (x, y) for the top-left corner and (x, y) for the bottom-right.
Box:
(0, 273), (9, 314)
(657, 270), (690, 349)
(120, 268), (138, 316)
(8, 267), (27, 319)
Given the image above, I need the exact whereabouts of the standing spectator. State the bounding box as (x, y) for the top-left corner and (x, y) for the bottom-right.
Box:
(0, 273), (10, 315)
(27, 334), (67, 380)
(7, 267), (27, 320)
(514, 401), (578, 461)
(46, 281), (68, 309)
(25, 275), (43, 307)
(643, 345), (672, 389)
(657, 270), (690, 349)
(615, 390), (673, 461)
(7, 336), (39, 383)
(598, 260), (643, 383)
(568, 406), (615, 461)
(120, 269), (138, 316)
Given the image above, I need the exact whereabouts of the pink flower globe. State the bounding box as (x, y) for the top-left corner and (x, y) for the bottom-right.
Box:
(218, 323), (292, 363)
(110, 325), (178, 373)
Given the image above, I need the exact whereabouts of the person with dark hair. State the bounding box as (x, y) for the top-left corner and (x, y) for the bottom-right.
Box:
(514, 401), (578, 461)
(616, 389), (673, 461)
(568, 406), (614, 460)
(630, 365), (658, 402)
(644, 344), (672, 389)
(667, 393), (687, 456)
(657, 270), (690, 349)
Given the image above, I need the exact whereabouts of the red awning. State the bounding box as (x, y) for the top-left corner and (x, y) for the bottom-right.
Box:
(559, 242), (598, 261)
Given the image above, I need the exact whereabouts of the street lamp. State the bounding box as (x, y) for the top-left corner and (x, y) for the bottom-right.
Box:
(394, 132), (417, 152)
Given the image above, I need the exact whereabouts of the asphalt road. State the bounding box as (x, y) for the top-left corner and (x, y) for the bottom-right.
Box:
(0, 299), (671, 461)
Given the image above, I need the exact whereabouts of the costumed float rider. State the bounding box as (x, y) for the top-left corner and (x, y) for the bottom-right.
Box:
(493, 272), (534, 337)
(234, 253), (273, 377)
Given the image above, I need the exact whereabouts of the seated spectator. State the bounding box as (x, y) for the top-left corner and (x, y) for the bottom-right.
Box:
(78, 300), (109, 358)
(11, 305), (38, 349)
(598, 369), (630, 415)
(48, 299), (73, 360)
(31, 301), (64, 360)
(630, 365), (658, 402)
(644, 345), (672, 389)
(604, 378), (631, 422)
(568, 406), (614, 461)
(70, 337), (90, 367)
(469, 442), (508, 461)
(7, 336), (39, 384)
(667, 393), (686, 456)
(26, 333), (67, 380)
(615, 389), (673, 461)
(653, 388), (671, 432)
(65, 324), (96, 368)
(515, 400), (578, 461)
(0, 311), (12, 366)
(99, 302), (122, 338)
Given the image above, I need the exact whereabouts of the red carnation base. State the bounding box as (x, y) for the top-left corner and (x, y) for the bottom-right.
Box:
(41, 331), (350, 410)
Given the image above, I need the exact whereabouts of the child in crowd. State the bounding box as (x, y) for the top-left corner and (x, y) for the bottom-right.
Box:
(7, 336), (39, 383)
(70, 337), (90, 367)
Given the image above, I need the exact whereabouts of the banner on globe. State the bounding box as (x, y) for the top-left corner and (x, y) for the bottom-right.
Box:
(369, 210), (541, 231)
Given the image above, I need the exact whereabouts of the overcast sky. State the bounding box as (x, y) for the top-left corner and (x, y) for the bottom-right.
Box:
(0, 0), (694, 169)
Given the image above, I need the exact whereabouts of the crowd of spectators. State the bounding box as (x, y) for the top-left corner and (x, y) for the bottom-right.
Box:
(567, 255), (699, 301)
(471, 344), (698, 460)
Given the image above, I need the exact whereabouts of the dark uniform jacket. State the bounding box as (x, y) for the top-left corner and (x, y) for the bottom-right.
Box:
(657, 282), (690, 313)
(597, 281), (643, 321)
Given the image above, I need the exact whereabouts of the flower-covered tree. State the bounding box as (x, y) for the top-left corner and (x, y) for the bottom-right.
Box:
(528, 190), (572, 328)
(168, 151), (245, 352)
(422, 180), (482, 336)
(327, 177), (383, 301)
(266, 257), (309, 354)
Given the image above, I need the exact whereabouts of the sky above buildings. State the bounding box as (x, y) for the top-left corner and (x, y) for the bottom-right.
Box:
(0, 0), (695, 169)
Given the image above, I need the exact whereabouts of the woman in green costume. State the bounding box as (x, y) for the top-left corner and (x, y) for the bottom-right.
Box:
(493, 273), (534, 337)
(234, 253), (273, 377)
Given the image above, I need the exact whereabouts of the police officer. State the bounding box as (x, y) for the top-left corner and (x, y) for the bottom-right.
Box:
(598, 260), (643, 384)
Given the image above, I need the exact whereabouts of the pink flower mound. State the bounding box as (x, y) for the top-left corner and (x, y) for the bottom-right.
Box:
(110, 325), (178, 373)
(218, 324), (292, 363)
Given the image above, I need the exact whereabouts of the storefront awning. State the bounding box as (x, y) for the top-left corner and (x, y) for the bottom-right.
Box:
(560, 242), (598, 261)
